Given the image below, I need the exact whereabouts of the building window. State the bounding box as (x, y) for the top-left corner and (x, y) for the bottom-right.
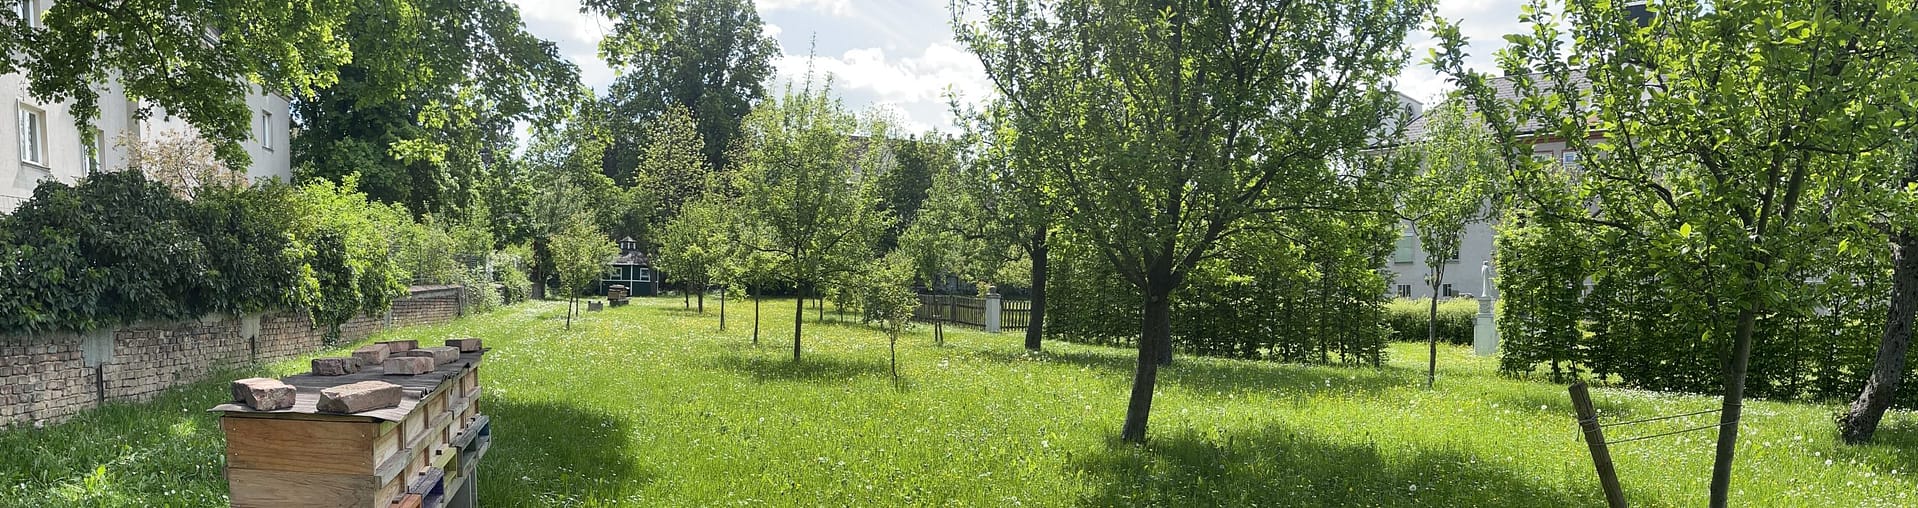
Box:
(84, 128), (103, 173)
(636, 267), (651, 283)
(1392, 234), (1416, 264)
(15, 0), (38, 28)
(259, 110), (273, 150)
(1561, 151), (1581, 170)
(1441, 284), (1456, 298)
(18, 103), (46, 167)
(1397, 285), (1411, 298)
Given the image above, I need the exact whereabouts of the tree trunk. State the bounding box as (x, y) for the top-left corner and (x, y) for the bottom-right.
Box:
(697, 283), (705, 313)
(1026, 228), (1049, 351)
(1426, 264), (1446, 388)
(793, 284), (806, 362)
(684, 280), (691, 308)
(753, 285), (761, 346)
(719, 285), (727, 331)
(817, 295), (824, 323)
(565, 296), (574, 330)
(1709, 304), (1758, 508)
(1121, 282), (1174, 443)
(1840, 229), (1918, 443)
(890, 332), (898, 377)
(531, 237), (548, 301)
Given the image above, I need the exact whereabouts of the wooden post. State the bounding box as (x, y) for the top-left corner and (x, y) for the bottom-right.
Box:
(1570, 381), (1628, 508)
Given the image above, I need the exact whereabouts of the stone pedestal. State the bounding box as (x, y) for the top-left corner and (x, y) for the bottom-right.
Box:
(1473, 296), (1498, 356)
(984, 289), (1002, 333)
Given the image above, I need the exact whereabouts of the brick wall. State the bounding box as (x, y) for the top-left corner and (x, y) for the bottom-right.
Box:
(0, 285), (465, 428)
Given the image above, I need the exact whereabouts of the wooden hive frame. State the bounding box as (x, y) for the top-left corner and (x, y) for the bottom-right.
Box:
(213, 349), (490, 508)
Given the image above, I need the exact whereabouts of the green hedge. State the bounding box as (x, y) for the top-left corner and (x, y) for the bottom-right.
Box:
(0, 172), (504, 335)
(1384, 297), (1479, 345)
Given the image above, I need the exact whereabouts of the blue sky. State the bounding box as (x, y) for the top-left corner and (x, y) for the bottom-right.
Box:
(511, 0), (1525, 133)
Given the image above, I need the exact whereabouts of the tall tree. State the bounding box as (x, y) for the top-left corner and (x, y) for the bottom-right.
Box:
(293, 0), (578, 218)
(736, 77), (889, 362)
(949, 99), (1061, 351)
(957, 0), (1430, 442)
(1431, 0), (1918, 503)
(657, 193), (731, 313)
(1402, 99), (1497, 388)
(0, 1), (356, 167)
(590, 0), (778, 187)
(1842, 142), (1918, 443)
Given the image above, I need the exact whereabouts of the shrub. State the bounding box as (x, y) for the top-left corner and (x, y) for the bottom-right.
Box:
(1384, 298), (1478, 345)
(494, 246), (533, 304)
(0, 171), (210, 332)
(288, 178), (410, 335)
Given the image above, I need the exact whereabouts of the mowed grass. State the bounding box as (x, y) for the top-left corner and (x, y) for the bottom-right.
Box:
(3, 296), (1917, 506)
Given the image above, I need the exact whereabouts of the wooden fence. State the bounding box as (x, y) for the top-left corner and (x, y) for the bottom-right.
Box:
(913, 294), (1032, 332)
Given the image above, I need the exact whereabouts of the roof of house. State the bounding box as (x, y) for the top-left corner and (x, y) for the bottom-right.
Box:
(1398, 70), (1592, 142)
(611, 250), (652, 266)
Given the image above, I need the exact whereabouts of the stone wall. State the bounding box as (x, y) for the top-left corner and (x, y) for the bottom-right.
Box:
(0, 285), (465, 428)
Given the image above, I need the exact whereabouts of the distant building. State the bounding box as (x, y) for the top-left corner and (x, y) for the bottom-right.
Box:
(0, 1), (291, 212)
(603, 237), (660, 296)
(1386, 73), (1593, 300)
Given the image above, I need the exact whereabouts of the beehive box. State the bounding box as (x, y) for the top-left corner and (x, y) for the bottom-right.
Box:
(211, 349), (489, 508)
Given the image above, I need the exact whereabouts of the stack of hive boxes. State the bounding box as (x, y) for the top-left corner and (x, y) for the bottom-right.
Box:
(210, 338), (492, 508)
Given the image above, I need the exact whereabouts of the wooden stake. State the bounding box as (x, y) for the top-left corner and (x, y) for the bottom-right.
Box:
(1570, 381), (1628, 508)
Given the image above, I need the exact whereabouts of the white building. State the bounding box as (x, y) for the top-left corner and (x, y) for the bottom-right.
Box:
(1385, 76), (1588, 300)
(0, 1), (290, 213)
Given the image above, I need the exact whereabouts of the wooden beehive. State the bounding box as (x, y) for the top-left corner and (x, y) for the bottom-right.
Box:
(211, 349), (491, 508)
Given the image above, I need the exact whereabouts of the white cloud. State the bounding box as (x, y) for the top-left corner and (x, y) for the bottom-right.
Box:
(771, 43), (991, 132)
(511, 0), (617, 91)
(757, 0), (853, 17)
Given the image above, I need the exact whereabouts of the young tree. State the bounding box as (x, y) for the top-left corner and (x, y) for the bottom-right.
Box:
(735, 76), (889, 362)
(1430, 1), (1918, 503)
(657, 194), (731, 314)
(957, 0), (1430, 443)
(549, 220), (617, 329)
(1402, 100), (1497, 388)
(859, 255), (920, 377)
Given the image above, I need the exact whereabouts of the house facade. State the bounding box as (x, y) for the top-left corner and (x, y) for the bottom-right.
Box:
(1384, 82), (1587, 300)
(0, 2), (291, 213)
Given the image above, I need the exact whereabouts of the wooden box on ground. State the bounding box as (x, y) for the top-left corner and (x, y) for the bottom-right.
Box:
(210, 349), (491, 508)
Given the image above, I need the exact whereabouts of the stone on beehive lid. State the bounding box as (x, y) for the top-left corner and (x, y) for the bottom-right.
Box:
(398, 346), (460, 366)
(316, 380), (403, 414)
(383, 356), (437, 375)
(352, 343), (391, 366)
(311, 357), (360, 376)
(445, 338), (482, 352)
(377, 339), (418, 352)
(230, 377), (296, 411)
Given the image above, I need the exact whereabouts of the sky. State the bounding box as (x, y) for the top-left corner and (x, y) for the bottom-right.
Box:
(509, 0), (1527, 134)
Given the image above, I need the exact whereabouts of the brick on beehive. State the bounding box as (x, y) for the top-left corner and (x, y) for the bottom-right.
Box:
(384, 356), (436, 375)
(316, 380), (403, 413)
(230, 377), (296, 411)
(311, 357), (360, 376)
(377, 340), (418, 352)
(398, 346), (459, 366)
(444, 338), (482, 352)
(352, 344), (391, 366)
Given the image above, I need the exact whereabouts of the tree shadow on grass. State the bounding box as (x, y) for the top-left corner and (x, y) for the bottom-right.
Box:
(479, 399), (649, 506)
(981, 348), (1420, 399)
(1070, 424), (1617, 507)
(1815, 414), (1918, 481)
(709, 353), (891, 384)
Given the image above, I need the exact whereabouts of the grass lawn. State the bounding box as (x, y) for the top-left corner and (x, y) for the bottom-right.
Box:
(3, 296), (1916, 506)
